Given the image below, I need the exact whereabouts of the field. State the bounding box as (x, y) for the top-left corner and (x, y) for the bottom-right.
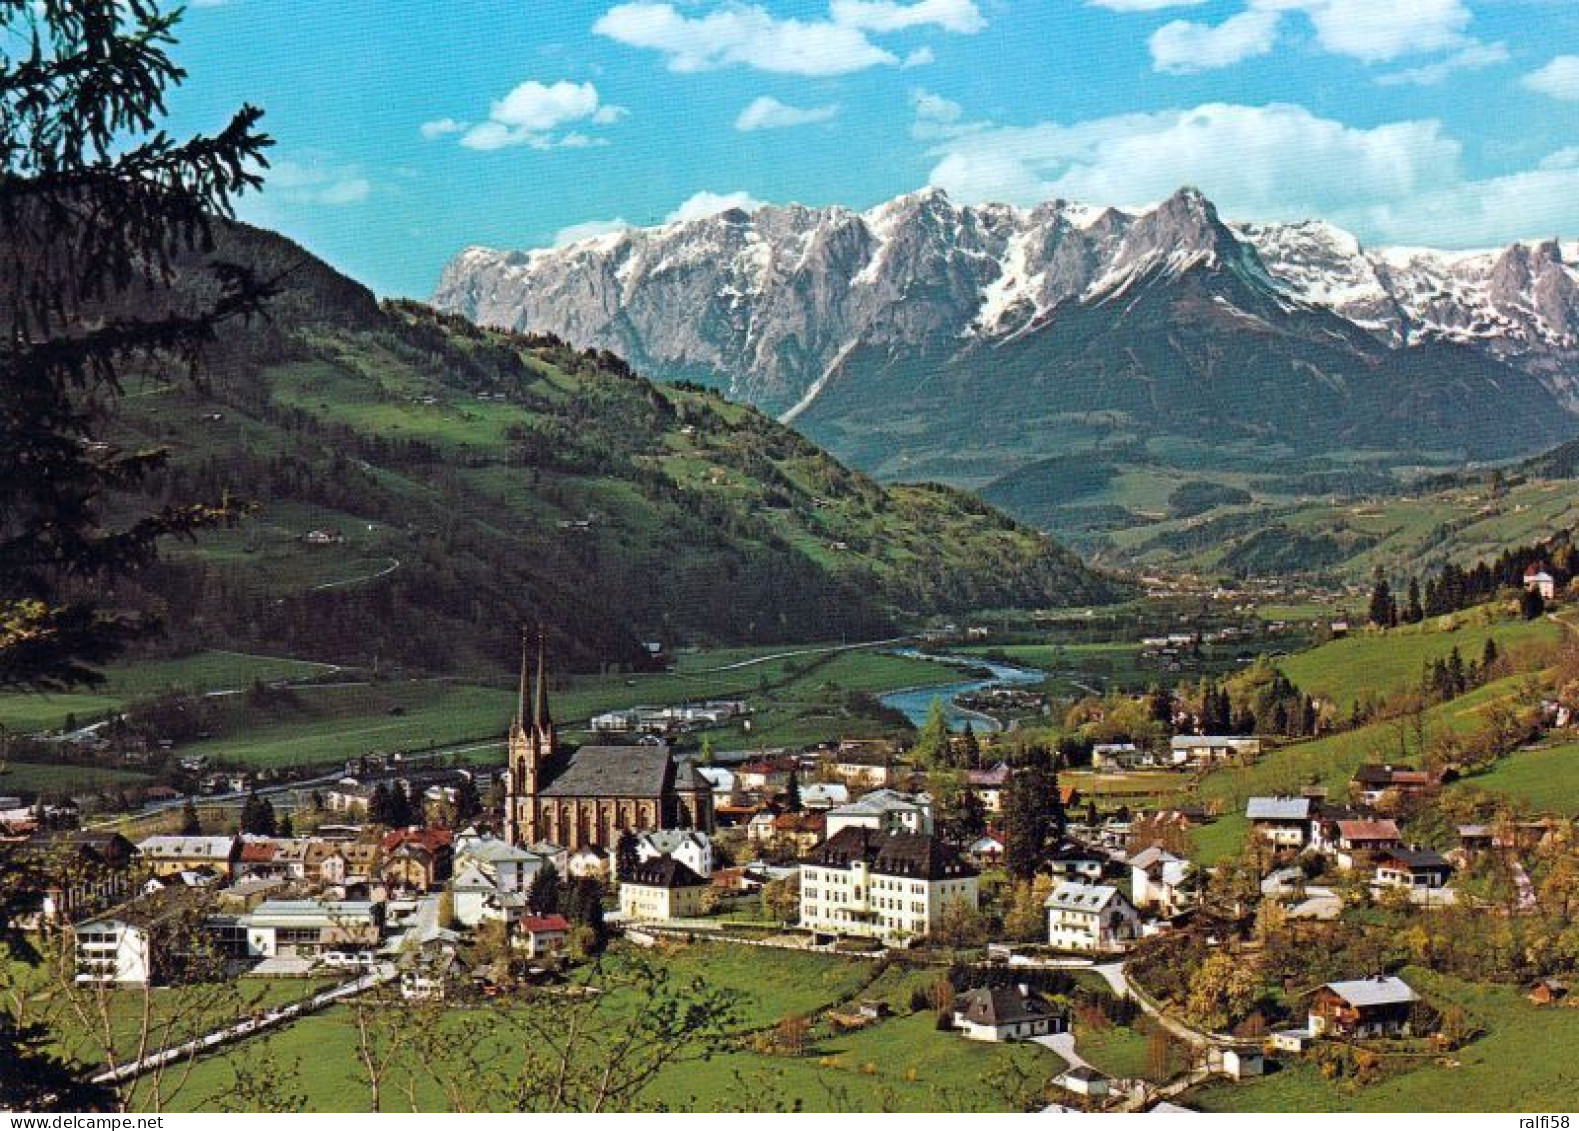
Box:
(1276, 612), (1559, 715)
(148, 943), (1062, 1113)
(1188, 969), (1579, 1111)
(1451, 738), (1579, 815)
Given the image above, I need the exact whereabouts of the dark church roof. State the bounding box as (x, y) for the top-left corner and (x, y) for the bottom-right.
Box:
(540, 745), (706, 799)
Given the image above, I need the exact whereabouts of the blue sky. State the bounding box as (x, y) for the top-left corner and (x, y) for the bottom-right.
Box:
(165, 0), (1579, 297)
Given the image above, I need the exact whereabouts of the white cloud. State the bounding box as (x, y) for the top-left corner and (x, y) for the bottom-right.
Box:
(1087, 0), (1205, 9)
(447, 79), (626, 151)
(902, 46), (936, 67)
(735, 95), (840, 131)
(1115, 0), (1477, 72)
(1374, 40), (1507, 86)
(1523, 55), (1579, 101)
(553, 217), (633, 246)
(919, 98), (1579, 248)
(665, 190), (765, 223)
(1149, 9), (1279, 74)
(911, 89), (963, 124)
(266, 157), (373, 206)
(419, 117), (469, 140)
(828, 0), (985, 34)
(592, 0), (981, 76)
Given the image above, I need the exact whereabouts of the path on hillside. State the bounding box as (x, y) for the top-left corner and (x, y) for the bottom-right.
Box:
(1093, 962), (1214, 1049)
(311, 555), (401, 591)
(91, 963), (398, 1088)
(694, 636), (913, 672)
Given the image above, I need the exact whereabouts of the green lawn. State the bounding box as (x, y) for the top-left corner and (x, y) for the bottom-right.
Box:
(0, 761), (153, 795)
(1276, 613), (1558, 716)
(1451, 739), (1579, 815)
(150, 943), (1062, 1113)
(1189, 969), (1579, 1111)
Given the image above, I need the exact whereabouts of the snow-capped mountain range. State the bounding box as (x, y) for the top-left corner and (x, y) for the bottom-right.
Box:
(434, 186), (1579, 419)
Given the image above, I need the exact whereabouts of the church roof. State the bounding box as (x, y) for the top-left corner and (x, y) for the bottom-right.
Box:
(540, 745), (692, 799)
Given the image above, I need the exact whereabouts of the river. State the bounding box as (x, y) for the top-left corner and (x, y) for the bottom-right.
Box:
(878, 648), (1045, 733)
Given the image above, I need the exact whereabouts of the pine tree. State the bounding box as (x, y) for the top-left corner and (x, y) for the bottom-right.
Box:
(784, 767), (802, 812)
(1368, 572), (1394, 628)
(239, 791), (276, 837)
(453, 775), (483, 824)
(959, 722), (981, 769)
(277, 813), (294, 838)
(1405, 578), (1424, 624)
(528, 861), (562, 915)
(1521, 586), (1546, 620)
(1002, 760), (1056, 882)
(914, 697), (952, 767)
(179, 796), (201, 835)
(615, 830), (640, 881)
(0, 0), (273, 692)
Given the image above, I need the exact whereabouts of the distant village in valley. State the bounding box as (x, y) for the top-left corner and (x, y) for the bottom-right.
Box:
(6, 542), (1579, 1111)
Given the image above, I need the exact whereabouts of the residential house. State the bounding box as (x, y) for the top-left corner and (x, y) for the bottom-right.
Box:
(1308, 976), (1419, 1038)
(1047, 842), (1106, 883)
(824, 789), (933, 837)
(827, 745), (895, 789)
(1246, 797), (1312, 848)
(799, 782), (850, 811)
(1329, 819), (1402, 869)
(514, 913), (571, 958)
(10, 831), (137, 926)
(450, 836), (544, 927)
(1045, 881), (1140, 953)
(635, 829), (714, 877)
(735, 757), (797, 792)
(768, 812), (827, 855)
(799, 827), (978, 943)
(952, 984), (1068, 1042)
(137, 835), (240, 879)
(1092, 743), (1141, 773)
(1374, 846), (1452, 890)
(71, 890), (208, 984)
(617, 857), (709, 921)
(1351, 764), (1437, 805)
(1129, 846), (1194, 915)
(967, 831), (1005, 865)
(1524, 565), (1557, 601)
(965, 763), (1011, 813)
(1171, 736), (1260, 768)
(379, 827), (454, 892)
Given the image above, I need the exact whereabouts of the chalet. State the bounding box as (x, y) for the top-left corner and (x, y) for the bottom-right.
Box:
(735, 757), (797, 792)
(967, 831), (1005, 865)
(1047, 842), (1106, 882)
(1171, 736), (1260, 768)
(1129, 846), (1194, 915)
(1524, 565), (1557, 601)
(1374, 846), (1452, 890)
(1045, 881), (1140, 953)
(1246, 797), (1312, 848)
(1351, 763), (1436, 805)
(799, 827), (978, 942)
(514, 913), (571, 958)
(618, 857), (709, 921)
(952, 984), (1068, 1042)
(1329, 819), (1402, 868)
(768, 811), (827, 854)
(1308, 975), (1419, 1038)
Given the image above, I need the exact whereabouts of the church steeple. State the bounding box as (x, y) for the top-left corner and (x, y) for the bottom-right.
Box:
(533, 626), (552, 735)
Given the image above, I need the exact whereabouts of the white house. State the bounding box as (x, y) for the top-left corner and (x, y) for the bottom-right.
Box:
(242, 900), (381, 959)
(799, 782), (850, 810)
(1525, 565), (1557, 601)
(952, 984), (1067, 1042)
(1172, 736), (1260, 768)
(1045, 881), (1140, 953)
(824, 789), (934, 838)
(73, 914), (157, 983)
(617, 857), (709, 921)
(799, 827), (977, 942)
(635, 829), (714, 878)
(1129, 846), (1194, 915)
(1246, 796), (1313, 847)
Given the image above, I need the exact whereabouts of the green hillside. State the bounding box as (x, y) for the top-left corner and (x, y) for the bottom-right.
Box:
(92, 223), (1120, 680)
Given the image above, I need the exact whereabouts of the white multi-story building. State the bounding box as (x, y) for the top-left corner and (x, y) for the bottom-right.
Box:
(798, 827), (977, 943)
(1044, 881), (1140, 953)
(824, 789), (934, 838)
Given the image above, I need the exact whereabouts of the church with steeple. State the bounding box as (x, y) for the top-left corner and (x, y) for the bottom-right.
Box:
(503, 632), (715, 851)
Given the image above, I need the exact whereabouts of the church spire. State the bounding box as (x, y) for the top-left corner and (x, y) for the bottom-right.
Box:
(533, 625), (551, 731)
(516, 625), (530, 730)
